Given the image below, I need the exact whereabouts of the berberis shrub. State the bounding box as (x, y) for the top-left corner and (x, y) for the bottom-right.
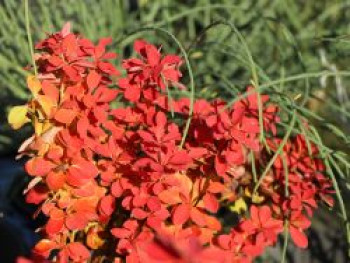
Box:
(10, 23), (334, 263)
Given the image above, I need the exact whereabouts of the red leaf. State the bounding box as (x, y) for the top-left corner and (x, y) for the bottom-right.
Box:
(65, 213), (89, 230)
(96, 87), (119, 102)
(172, 204), (190, 225)
(241, 117), (259, 133)
(134, 40), (147, 54)
(98, 61), (119, 75)
(132, 208), (148, 219)
(169, 151), (192, 170)
(217, 234), (231, 249)
(203, 193), (219, 213)
(145, 43), (160, 66)
(290, 225), (308, 248)
(162, 55), (182, 65)
(66, 170), (90, 187)
(48, 56), (63, 67)
(77, 116), (89, 138)
(124, 220), (138, 231)
(215, 155), (228, 176)
(250, 205), (259, 222)
(46, 216), (64, 235)
(147, 216), (162, 229)
(132, 195), (148, 207)
(155, 111), (167, 128)
(188, 147), (208, 159)
(86, 70), (101, 90)
(71, 159), (99, 179)
(147, 197), (161, 212)
(258, 206), (272, 223)
(154, 208), (170, 220)
(63, 65), (79, 81)
(124, 85), (141, 102)
(102, 52), (117, 60)
(111, 228), (132, 239)
(66, 242), (90, 262)
(25, 185), (48, 205)
(100, 195), (115, 216)
(242, 243), (264, 257)
(111, 181), (123, 198)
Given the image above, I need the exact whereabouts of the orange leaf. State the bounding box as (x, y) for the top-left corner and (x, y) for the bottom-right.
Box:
(205, 215), (222, 231)
(190, 207), (207, 226)
(54, 108), (77, 124)
(87, 227), (105, 249)
(27, 75), (41, 96)
(158, 189), (181, 205)
(42, 80), (59, 102)
(33, 239), (57, 257)
(46, 171), (66, 190)
(25, 157), (54, 177)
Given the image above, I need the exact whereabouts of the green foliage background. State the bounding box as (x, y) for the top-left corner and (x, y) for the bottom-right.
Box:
(1, 0), (350, 152)
(1, 0), (350, 261)
(1, 0), (350, 154)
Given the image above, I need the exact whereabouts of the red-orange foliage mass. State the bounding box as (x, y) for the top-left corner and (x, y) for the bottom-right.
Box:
(10, 23), (334, 263)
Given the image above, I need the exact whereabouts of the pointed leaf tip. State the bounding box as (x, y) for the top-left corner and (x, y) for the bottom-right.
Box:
(61, 22), (71, 37)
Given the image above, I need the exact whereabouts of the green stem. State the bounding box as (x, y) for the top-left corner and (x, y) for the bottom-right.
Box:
(281, 220), (289, 263)
(253, 110), (296, 193)
(24, 0), (37, 76)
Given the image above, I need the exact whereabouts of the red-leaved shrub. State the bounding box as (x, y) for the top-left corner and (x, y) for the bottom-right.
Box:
(9, 23), (334, 263)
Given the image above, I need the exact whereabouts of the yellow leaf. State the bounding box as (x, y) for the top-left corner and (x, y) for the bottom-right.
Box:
(34, 118), (45, 136)
(251, 193), (265, 204)
(229, 197), (247, 214)
(37, 95), (55, 117)
(244, 187), (252, 197)
(27, 75), (41, 96)
(190, 51), (203, 59)
(244, 187), (265, 204)
(139, 0), (149, 7)
(8, 105), (30, 130)
(42, 121), (53, 134)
